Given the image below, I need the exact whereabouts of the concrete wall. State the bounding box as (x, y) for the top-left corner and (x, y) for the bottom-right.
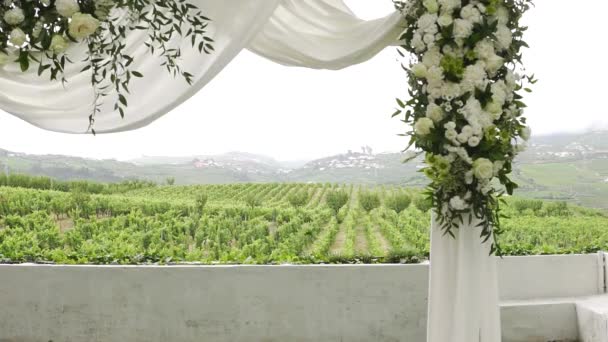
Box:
(0, 254), (603, 342)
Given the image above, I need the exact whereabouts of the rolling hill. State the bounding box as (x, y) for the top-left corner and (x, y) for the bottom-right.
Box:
(1, 130), (607, 207)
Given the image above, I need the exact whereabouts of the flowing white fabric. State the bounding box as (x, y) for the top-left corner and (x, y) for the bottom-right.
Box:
(0, 0), (403, 134)
(427, 213), (502, 342)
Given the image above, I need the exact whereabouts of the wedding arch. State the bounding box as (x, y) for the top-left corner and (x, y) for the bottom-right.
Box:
(0, 0), (533, 341)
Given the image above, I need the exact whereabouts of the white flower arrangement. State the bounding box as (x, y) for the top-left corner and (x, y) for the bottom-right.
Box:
(0, 0), (215, 133)
(394, 0), (536, 254)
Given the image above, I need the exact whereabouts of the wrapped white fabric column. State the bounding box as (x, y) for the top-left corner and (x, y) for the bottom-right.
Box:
(427, 213), (501, 342)
(0, 0), (403, 134)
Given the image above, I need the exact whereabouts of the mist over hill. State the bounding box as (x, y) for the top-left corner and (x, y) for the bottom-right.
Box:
(1, 130), (607, 207)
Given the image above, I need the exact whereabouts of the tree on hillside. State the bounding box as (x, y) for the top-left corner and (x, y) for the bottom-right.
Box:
(244, 194), (262, 209)
(165, 177), (175, 186)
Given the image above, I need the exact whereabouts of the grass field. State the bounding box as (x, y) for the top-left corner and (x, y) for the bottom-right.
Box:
(1, 183), (607, 264)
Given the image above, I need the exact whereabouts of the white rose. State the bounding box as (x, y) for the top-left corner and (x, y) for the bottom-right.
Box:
(50, 35), (69, 53)
(69, 12), (100, 39)
(423, 0), (439, 13)
(9, 28), (27, 47)
(449, 196), (468, 211)
(468, 136), (481, 147)
(411, 63), (428, 79)
(3, 8), (25, 25)
(520, 126), (532, 141)
(56, 0), (80, 17)
(495, 25), (513, 51)
(485, 101), (503, 120)
(485, 54), (504, 76)
(414, 118), (435, 136)
(453, 19), (473, 40)
(437, 13), (453, 27)
(473, 158), (494, 180)
(426, 103), (444, 122)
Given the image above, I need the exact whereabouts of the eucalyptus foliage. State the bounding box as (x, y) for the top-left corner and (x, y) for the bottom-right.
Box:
(0, 0), (214, 133)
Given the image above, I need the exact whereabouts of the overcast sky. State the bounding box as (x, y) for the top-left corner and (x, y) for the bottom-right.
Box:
(0, 0), (606, 161)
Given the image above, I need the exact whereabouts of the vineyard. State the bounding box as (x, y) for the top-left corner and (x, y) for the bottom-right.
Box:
(1, 180), (607, 264)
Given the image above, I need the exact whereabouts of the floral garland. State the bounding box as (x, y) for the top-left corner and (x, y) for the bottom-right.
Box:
(0, 0), (214, 133)
(394, 0), (535, 254)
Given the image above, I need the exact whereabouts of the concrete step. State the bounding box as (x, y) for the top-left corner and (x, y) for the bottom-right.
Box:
(501, 297), (581, 342)
(576, 295), (608, 342)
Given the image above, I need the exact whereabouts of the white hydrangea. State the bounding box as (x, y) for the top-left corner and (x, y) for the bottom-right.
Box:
(495, 6), (510, 26)
(491, 80), (509, 106)
(411, 33), (426, 52)
(453, 19), (473, 40)
(426, 66), (445, 88)
(423, 0), (439, 14)
(474, 39), (495, 60)
(438, 0), (461, 12)
(461, 62), (487, 91)
(422, 47), (442, 68)
(460, 4), (482, 24)
(55, 0), (80, 17)
(426, 103), (445, 123)
(417, 14), (439, 34)
(423, 33), (436, 46)
(495, 25), (513, 50)
(441, 82), (462, 100)
(415, 118), (435, 136)
(3, 8), (25, 25)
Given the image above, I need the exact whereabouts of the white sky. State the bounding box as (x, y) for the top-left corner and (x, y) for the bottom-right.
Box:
(0, 0), (606, 161)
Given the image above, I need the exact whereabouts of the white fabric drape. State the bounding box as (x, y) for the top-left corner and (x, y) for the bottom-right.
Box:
(0, 0), (402, 134)
(427, 213), (501, 342)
